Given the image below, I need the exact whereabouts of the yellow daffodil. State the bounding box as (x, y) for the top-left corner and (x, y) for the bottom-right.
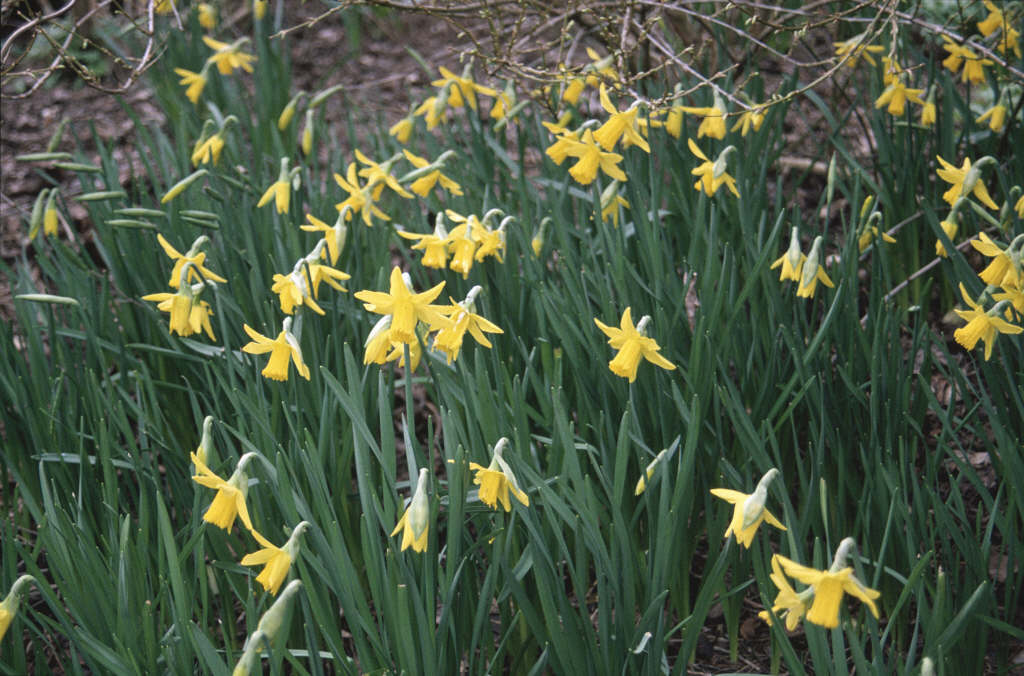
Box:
(300, 213), (348, 265)
(389, 113), (414, 144)
(334, 162), (390, 226)
(446, 222), (479, 279)
(758, 555), (812, 631)
(976, 103), (1008, 133)
(470, 438), (530, 512)
(202, 36), (255, 75)
(771, 227), (806, 281)
(0, 575), (37, 642)
(935, 219), (958, 258)
(355, 149), (412, 198)
(689, 140), (739, 197)
(531, 217), (550, 258)
(156, 234), (227, 288)
(363, 316), (394, 366)
(174, 67), (208, 104)
(881, 56), (903, 86)
(431, 66), (496, 111)
(833, 34), (884, 68)
(242, 522), (310, 596)
(634, 449), (668, 496)
(936, 155), (998, 209)
(354, 266), (450, 344)
(1016, 194), (1024, 218)
(941, 37), (993, 83)
(142, 285), (216, 340)
(920, 88), (937, 127)
(398, 220), (451, 270)
(875, 77), (925, 116)
(258, 156), (294, 213)
(563, 129), (628, 185)
(600, 182), (630, 227)
(994, 284), (1024, 320)
(593, 84), (650, 152)
(682, 95), (727, 139)
(191, 452), (256, 533)
(242, 318), (311, 381)
(775, 539), (881, 629)
(543, 123), (581, 166)
(277, 92), (305, 130)
(977, 0), (1021, 56)
(271, 270), (324, 315)
(594, 307), (676, 382)
(197, 3), (216, 30)
(306, 261), (350, 298)
(432, 286), (503, 363)
(402, 149), (463, 197)
(858, 226), (896, 252)
(953, 283), (1023, 360)
(796, 236), (834, 298)
(413, 95), (448, 130)
(391, 468), (430, 552)
(191, 132), (224, 167)
(710, 468), (786, 548)
(972, 233), (1022, 289)
(731, 106), (765, 136)
(470, 215), (508, 262)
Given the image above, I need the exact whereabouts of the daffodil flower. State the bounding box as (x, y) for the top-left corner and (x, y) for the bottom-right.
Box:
(833, 33), (884, 68)
(355, 149), (412, 199)
(544, 124), (582, 166)
(731, 106), (765, 136)
(432, 286), (504, 363)
(242, 522), (310, 595)
(978, 1), (1021, 57)
(758, 555), (812, 631)
(600, 181), (630, 227)
(710, 468), (786, 548)
(936, 155), (998, 210)
(445, 222), (479, 279)
(972, 233), (1023, 288)
(431, 65), (497, 111)
(271, 270), (324, 315)
(470, 438), (530, 511)
(389, 111), (415, 144)
(43, 189), (59, 236)
(354, 266), (450, 344)
(413, 95), (448, 130)
(976, 102), (1008, 133)
(174, 67), (208, 104)
(774, 538), (881, 629)
(300, 212), (348, 265)
(156, 234), (227, 288)
(197, 3), (216, 29)
(689, 140), (739, 197)
(940, 37), (993, 83)
(771, 227), (806, 281)
(920, 87), (937, 127)
(258, 158), (295, 214)
(399, 219), (451, 270)
(682, 93), (728, 139)
(401, 149), (463, 197)
(875, 77), (925, 116)
(191, 452), (257, 533)
(594, 307), (676, 382)
(142, 285), (216, 339)
(391, 468), (430, 552)
(953, 283), (1023, 360)
(471, 213), (508, 262)
(202, 36), (256, 75)
(334, 162), (390, 226)
(881, 56), (903, 86)
(242, 318), (312, 381)
(593, 84), (650, 152)
(796, 236), (834, 298)
(562, 129), (628, 185)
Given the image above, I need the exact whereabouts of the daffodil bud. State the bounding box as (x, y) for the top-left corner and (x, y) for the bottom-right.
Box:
(28, 188), (48, 238)
(43, 189), (60, 236)
(309, 84), (343, 109)
(196, 415), (215, 466)
(826, 154), (838, 205)
(635, 449), (668, 495)
(256, 579), (303, 641)
(161, 169), (208, 204)
(278, 92), (306, 130)
(301, 109), (314, 157)
(232, 630), (265, 676)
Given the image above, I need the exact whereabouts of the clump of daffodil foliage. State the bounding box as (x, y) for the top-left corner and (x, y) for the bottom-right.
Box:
(3, 2), (1021, 674)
